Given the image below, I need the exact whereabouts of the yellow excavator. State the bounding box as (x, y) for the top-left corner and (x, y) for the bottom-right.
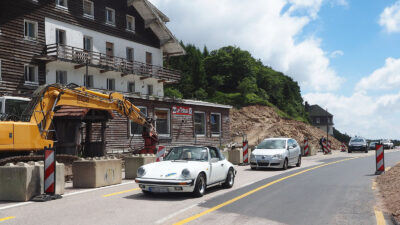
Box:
(0, 84), (158, 164)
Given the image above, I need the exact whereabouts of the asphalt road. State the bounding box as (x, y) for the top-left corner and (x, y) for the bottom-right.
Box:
(1, 150), (399, 225)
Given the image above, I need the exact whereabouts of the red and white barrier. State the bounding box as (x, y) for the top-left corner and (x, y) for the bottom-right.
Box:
(328, 140), (332, 153)
(304, 138), (309, 156)
(375, 144), (385, 175)
(156, 146), (166, 162)
(44, 146), (55, 194)
(341, 143), (346, 152)
(322, 141), (328, 154)
(243, 141), (249, 163)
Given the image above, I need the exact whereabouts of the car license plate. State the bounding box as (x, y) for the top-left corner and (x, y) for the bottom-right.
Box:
(149, 187), (168, 193)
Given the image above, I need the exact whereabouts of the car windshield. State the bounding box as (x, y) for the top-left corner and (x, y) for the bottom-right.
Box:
(164, 146), (209, 161)
(257, 139), (286, 149)
(351, 139), (364, 143)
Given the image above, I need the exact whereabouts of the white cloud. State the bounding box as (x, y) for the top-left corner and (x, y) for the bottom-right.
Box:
(379, 1), (400, 33)
(356, 57), (400, 91)
(151, 0), (344, 92)
(304, 91), (400, 139)
(330, 50), (344, 58)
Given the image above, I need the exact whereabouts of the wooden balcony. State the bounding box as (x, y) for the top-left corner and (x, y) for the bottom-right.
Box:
(35, 44), (181, 83)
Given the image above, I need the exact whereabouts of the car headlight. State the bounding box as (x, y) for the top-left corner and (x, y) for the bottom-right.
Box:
(181, 168), (191, 179)
(250, 154), (256, 160)
(272, 154), (282, 159)
(137, 167), (146, 178)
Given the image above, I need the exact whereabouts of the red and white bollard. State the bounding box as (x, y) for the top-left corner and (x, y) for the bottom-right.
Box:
(375, 144), (385, 175)
(328, 140), (332, 153)
(44, 146), (56, 195)
(304, 138), (309, 156)
(341, 143), (346, 152)
(243, 141), (249, 163)
(156, 146), (166, 162)
(322, 141), (328, 154)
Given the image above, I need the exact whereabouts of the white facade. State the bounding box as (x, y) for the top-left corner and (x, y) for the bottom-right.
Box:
(44, 17), (164, 96)
(316, 125), (334, 136)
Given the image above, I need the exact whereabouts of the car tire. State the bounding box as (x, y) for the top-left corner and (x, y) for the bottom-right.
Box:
(348, 149), (352, 153)
(282, 158), (288, 170)
(222, 168), (235, 189)
(296, 155), (301, 167)
(251, 166), (257, 170)
(193, 173), (206, 197)
(365, 148), (368, 153)
(142, 190), (152, 195)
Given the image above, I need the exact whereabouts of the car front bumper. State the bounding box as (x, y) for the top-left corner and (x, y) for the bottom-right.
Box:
(349, 146), (367, 151)
(135, 178), (195, 193)
(250, 158), (284, 168)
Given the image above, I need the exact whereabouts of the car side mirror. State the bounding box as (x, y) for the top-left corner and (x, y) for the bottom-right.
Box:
(288, 146), (294, 150)
(211, 158), (219, 163)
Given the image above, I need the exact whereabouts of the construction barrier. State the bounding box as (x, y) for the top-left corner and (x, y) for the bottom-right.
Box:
(125, 154), (156, 179)
(341, 143), (346, 152)
(328, 140), (332, 153)
(156, 146), (166, 162)
(243, 141), (249, 163)
(375, 144), (385, 175)
(303, 138), (309, 156)
(44, 146), (56, 195)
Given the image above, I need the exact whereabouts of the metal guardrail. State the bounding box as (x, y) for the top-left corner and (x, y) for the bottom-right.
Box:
(42, 44), (181, 82)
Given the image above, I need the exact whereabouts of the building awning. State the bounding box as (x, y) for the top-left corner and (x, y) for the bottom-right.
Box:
(54, 106), (114, 122)
(128, 0), (186, 57)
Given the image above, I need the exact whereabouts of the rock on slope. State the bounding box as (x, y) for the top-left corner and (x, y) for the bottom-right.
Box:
(230, 105), (342, 150)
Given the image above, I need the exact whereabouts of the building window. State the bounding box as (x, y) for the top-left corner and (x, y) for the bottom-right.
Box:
(83, 0), (94, 18)
(105, 7), (115, 25)
(107, 78), (115, 91)
(155, 108), (170, 136)
(327, 117), (331, 123)
(130, 107), (147, 136)
(126, 47), (134, 62)
(126, 15), (135, 32)
(56, 71), (67, 84)
(128, 82), (135, 93)
(56, 0), (68, 8)
(24, 65), (38, 84)
(83, 36), (92, 51)
(194, 112), (206, 136)
(147, 85), (153, 96)
(56, 29), (66, 45)
(84, 75), (93, 88)
(316, 117), (320, 124)
(24, 20), (38, 40)
(210, 113), (221, 136)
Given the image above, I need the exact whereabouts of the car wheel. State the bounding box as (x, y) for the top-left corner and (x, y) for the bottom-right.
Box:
(193, 173), (206, 197)
(296, 155), (301, 167)
(222, 168), (235, 188)
(282, 158), (288, 170)
(142, 190), (152, 195)
(365, 148), (368, 153)
(251, 166), (257, 170)
(348, 149), (352, 153)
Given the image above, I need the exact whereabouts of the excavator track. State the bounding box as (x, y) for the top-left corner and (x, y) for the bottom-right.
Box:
(0, 154), (81, 166)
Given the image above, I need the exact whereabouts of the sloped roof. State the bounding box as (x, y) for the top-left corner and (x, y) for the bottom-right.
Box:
(308, 105), (333, 117)
(128, 0), (186, 57)
(54, 106), (114, 120)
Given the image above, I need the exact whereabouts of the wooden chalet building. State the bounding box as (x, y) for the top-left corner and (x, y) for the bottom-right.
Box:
(305, 102), (334, 136)
(0, 0), (232, 154)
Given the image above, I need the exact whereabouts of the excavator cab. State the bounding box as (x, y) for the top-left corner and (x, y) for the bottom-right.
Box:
(0, 96), (30, 121)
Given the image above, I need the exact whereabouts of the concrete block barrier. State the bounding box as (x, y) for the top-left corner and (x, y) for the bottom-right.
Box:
(125, 154), (156, 179)
(0, 163), (37, 202)
(73, 157), (122, 188)
(228, 149), (243, 165)
(221, 151), (229, 161)
(309, 145), (317, 156)
(34, 161), (65, 195)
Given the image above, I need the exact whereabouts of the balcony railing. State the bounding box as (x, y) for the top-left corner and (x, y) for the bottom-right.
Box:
(37, 44), (181, 82)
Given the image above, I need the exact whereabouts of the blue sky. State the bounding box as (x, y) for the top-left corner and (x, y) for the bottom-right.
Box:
(152, 0), (400, 139)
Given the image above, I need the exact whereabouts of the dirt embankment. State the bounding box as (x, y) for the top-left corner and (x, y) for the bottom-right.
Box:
(230, 105), (342, 150)
(376, 164), (400, 222)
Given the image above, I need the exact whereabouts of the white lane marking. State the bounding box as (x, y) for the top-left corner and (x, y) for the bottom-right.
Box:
(0, 181), (137, 211)
(155, 203), (201, 224)
(64, 181), (137, 197)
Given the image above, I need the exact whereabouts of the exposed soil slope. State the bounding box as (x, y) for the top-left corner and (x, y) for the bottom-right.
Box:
(376, 163), (400, 222)
(230, 105), (342, 150)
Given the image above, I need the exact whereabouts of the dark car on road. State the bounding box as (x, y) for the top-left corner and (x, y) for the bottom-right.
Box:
(348, 137), (368, 153)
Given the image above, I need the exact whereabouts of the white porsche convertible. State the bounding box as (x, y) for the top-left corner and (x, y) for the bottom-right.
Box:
(135, 146), (236, 197)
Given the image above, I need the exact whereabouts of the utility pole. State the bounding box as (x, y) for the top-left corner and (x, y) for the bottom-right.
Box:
(326, 108), (329, 145)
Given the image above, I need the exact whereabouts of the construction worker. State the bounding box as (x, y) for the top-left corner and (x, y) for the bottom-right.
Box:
(319, 137), (326, 152)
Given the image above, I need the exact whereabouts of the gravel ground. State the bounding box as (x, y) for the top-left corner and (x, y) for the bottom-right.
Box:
(376, 163), (400, 223)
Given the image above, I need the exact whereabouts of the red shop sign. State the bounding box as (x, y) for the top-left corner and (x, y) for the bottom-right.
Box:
(172, 106), (193, 115)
